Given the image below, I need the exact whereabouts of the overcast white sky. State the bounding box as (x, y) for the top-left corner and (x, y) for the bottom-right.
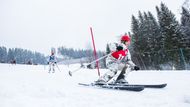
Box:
(0, 0), (184, 55)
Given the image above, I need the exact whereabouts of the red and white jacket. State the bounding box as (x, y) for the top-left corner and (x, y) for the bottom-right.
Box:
(106, 43), (135, 67)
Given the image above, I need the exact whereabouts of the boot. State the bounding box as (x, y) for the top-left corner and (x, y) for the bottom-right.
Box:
(95, 79), (107, 85)
(95, 74), (112, 85)
(115, 74), (128, 84)
(115, 78), (128, 84)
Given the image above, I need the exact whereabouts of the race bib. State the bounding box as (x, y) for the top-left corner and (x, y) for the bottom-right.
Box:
(111, 49), (128, 60)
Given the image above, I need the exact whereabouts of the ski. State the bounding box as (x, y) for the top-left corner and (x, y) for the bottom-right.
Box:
(108, 83), (167, 88)
(78, 83), (144, 92)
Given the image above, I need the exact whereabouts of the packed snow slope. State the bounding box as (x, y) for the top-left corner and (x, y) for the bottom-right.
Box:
(0, 63), (190, 107)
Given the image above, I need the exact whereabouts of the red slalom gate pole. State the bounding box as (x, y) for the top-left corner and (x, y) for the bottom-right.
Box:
(90, 27), (100, 76)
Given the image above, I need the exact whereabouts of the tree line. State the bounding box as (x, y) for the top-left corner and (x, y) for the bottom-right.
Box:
(128, 2), (190, 70)
(0, 46), (47, 65)
(58, 46), (96, 59)
(57, 46), (105, 66)
(0, 46), (105, 65)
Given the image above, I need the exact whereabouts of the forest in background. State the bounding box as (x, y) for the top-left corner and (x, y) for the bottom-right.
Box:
(1, 2), (190, 70)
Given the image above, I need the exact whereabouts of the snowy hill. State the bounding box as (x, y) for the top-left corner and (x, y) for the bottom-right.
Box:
(0, 63), (190, 107)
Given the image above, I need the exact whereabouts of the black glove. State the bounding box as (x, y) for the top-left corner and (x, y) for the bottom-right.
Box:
(134, 66), (140, 71)
(116, 45), (123, 51)
(47, 62), (49, 64)
(54, 62), (57, 64)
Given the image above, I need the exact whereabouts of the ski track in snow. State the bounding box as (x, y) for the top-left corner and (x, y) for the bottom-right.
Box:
(0, 63), (190, 107)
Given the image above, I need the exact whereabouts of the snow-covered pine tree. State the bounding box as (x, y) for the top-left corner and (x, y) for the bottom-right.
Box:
(180, 6), (190, 62)
(156, 2), (184, 69)
(131, 15), (144, 69)
(0, 46), (7, 63)
(145, 11), (161, 69)
(131, 10), (161, 69)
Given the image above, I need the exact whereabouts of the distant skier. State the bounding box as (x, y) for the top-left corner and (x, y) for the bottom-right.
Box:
(48, 51), (57, 73)
(96, 34), (140, 84)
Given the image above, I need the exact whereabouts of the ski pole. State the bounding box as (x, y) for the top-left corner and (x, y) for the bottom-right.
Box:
(68, 52), (112, 76)
(68, 65), (84, 76)
(55, 64), (61, 72)
(87, 52), (112, 66)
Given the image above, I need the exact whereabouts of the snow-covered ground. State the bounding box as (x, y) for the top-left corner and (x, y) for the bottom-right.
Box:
(0, 63), (190, 107)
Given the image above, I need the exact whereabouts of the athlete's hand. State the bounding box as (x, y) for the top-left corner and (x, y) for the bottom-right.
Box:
(134, 66), (140, 71)
(116, 45), (123, 51)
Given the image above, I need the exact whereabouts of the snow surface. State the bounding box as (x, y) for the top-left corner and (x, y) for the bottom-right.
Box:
(0, 63), (190, 107)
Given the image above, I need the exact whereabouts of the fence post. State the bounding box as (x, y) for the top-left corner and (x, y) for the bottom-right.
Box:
(180, 48), (187, 70)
